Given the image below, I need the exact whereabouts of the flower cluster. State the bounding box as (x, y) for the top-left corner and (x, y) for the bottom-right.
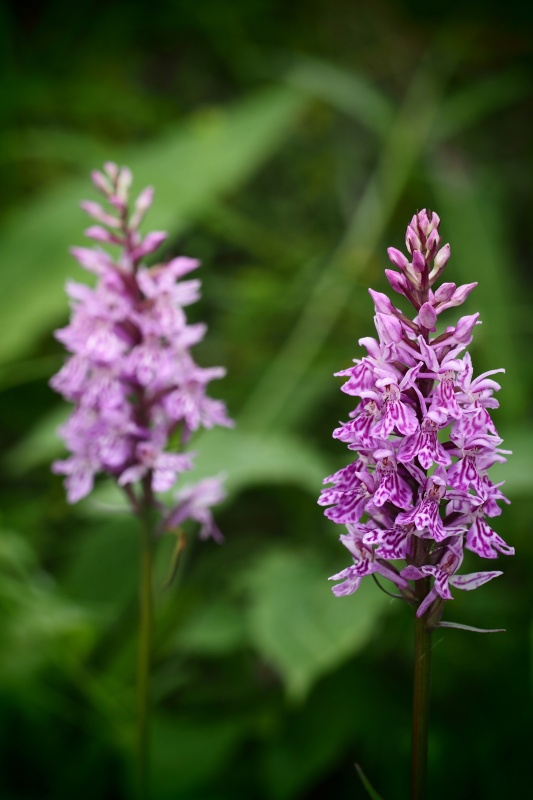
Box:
(51, 163), (233, 538)
(319, 210), (513, 624)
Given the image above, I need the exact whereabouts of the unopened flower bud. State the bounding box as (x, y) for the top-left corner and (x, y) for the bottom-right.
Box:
(453, 312), (480, 343)
(104, 161), (120, 181)
(406, 225), (421, 254)
(80, 200), (121, 228)
(369, 289), (396, 315)
(374, 312), (403, 343)
(430, 243), (451, 283)
(451, 282), (478, 305)
(426, 228), (440, 258)
(416, 209), (429, 232)
(385, 269), (408, 296)
(434, 282), (456, 303)
(135, 186), (154, 214)
(411, 250), (426, 273)
(387, 247), (410, 271)
(418, 302), (437, 331)
(70, 246), (112, 274)
(116, 167), (133, 202)
(132, 231), (168, 261)
(427, 211), (440, 234)
(91, 170), (112, 196)
(130, 187), (155, 230)
(84, 225), (117, 244)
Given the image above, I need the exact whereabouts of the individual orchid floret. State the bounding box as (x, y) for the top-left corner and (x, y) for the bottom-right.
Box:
(385, 267), (411, 300)
(417, 337), (464, 420)
(51, 163), (233, 543)
(373, 448), (413, 510)
(396, 472), (448, 541)
(387, 247), (410, 272)
(319, 209), (512, 631)
(447, 490), (514, 560)
(402, 540), (503, 618)
(165, 477), (227, 542)
(397, 408), (451, 470)
(329, 524), (409, 597)
(429, 243), (451, 284)
(332, 397), (381, 449)
(370, 363), (422, 438)
(435, 313), (481, 348)
(363, 522), (412, 560)
(447, 432), (506, 495)
(416, 302), (437, 332)
(319, 461), (376, 525)
(454, 352), (503, 437)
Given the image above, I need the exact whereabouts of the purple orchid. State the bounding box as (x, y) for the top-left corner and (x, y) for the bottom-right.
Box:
(319, 209), (513, 627)
(51, 162), (233, 539)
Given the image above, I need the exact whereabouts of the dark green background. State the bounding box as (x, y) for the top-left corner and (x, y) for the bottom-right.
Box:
(1, 1), (532, 797)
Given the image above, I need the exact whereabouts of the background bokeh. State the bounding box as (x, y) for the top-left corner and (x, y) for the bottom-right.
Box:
(1, 1), (532, 798)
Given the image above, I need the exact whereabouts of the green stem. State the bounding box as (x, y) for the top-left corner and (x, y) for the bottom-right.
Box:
(137, 496), (155, 799)
(411, 582), (432, 800)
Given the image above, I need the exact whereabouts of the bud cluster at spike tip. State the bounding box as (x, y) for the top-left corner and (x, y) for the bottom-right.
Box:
(318, 209), (513, 625)
(51, 163), (233, 540)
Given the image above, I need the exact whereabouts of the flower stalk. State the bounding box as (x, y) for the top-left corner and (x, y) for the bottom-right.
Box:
(411, 577), (432, 800)
(137, 480), (156, 798)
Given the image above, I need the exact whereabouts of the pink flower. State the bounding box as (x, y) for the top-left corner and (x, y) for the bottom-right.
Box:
(320, 209), (512, 627)
(51, 163), (233, 540)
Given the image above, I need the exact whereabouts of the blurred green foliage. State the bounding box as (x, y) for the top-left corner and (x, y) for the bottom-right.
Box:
(1, 1), (532, 798)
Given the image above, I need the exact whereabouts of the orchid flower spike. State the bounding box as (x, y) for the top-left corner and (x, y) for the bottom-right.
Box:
(319, 209), (512, 628)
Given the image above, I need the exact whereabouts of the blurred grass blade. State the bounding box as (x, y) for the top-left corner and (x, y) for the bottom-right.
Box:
(241, 45), (457, 431)
(286, 55), (394, 135)
(0, 86), (306, 365)
(0, 127), (112, 170)
(355, 763), (385, 800)
(432, 70), (531, 140)
(438, 622), (505, 633)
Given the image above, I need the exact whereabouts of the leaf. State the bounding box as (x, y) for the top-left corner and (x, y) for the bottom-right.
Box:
(189, 426), (331, 496)
(0, 86), (307, 365)
(173, 601), (247, 656)
(0, 354), (63, 392)
(149, 713), (248, 798)
(6, 404), (69, 474)
(242, 546), (389, 700)
(60, 518), (138, 611)
(0, 528), (95, 685)
(260, 662), (373, 800)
